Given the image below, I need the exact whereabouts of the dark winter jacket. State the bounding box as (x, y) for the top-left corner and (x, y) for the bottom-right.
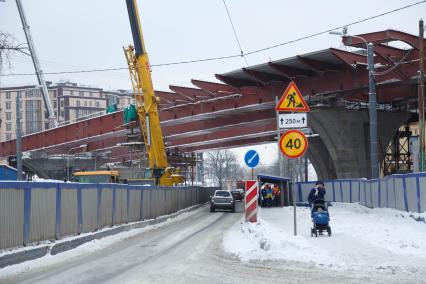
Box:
(308, 187), (326, 204)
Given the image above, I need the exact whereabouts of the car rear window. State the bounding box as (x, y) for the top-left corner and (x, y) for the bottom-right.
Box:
(215, 191), (230, 197)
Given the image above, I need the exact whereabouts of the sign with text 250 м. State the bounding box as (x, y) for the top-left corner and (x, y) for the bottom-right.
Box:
(275, 81), (309, 159)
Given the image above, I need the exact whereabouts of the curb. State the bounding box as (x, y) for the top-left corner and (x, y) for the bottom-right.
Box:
(0, 203), (206, 268)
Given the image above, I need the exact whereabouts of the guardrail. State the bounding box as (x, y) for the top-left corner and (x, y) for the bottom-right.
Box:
(0, 182), (217, 251)
(296, 172), (426, 213)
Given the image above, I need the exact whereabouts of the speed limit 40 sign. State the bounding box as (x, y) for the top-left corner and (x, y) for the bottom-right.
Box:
(279, 129), (308, 158)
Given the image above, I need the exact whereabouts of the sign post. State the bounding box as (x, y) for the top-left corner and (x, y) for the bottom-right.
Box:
(245, 180), (258, 222)
(275, 80), (311, 236)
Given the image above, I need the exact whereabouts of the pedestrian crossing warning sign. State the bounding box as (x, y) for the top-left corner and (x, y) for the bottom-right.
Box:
(275, 81), (310, 112)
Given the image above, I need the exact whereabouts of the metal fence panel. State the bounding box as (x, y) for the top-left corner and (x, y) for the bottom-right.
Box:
(365, 182), (372, 208)
(334, 181), (343, 202)
(341, 181), (351, 203)
(143, 189), (151, 220)
(128, 189), (141, 222)
(386, 177), (396, 209)
(82, 188), (98, 233)
(99, 187), (113, 228)
(166, 190), (172, 215)
(371, 181), (379, 208)
(405, 176), (418, 212)
(60, 187), (78, 238)
(379, 179), (387, 208)
(30, 187), (56, 243)
(420, 176), (426, 213)
(394, 177), (406, 211)
(351, 181), (360, 203)
(114, 188), (128, 225)
(0, 188), (24, 250)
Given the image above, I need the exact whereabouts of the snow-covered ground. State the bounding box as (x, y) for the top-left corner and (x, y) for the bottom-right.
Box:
(223, 203), (426, 275)
(0, 206), (203, 279)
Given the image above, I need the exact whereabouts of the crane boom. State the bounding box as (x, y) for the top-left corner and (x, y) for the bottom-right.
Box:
(124, 0), (182, 186)
(15, 0), (58, 128)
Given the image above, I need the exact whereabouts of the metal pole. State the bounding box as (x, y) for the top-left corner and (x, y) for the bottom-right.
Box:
(276, 96), (283, 177)
(367, 43), (379, 179)
(419, 19), (425, 172)
(66, 151), (70, 181)
(94, 154), (97, 171)
(291, 182), (297, 236)
(16, 92), (22, 180)
(15, 0), (57, 128)
(304, 154), (308, 182)
(130, 146), (133, 179)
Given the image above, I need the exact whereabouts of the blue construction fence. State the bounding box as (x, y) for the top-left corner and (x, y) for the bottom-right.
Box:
(0, 182), (217, 251)
(295, 172), (426, 213)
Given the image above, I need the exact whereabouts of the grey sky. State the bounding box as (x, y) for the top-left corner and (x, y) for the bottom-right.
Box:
(0, 0), (424, 91)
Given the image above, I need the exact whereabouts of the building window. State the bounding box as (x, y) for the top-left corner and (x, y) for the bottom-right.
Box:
(54, 101), (57, 108)
(53, 91), (57, 98)
(60, 111), (64, 117)
(96, 101), (100, 108)
(77, 100), (80, 107)
(25, 100), (42, 134)
(6, 112), (12, 120)
(5, 102), (11, 110)
(6, 92), (11, 99)
(84, 101), (87, 107)
(79, 91), (84, 97)
(90, 92), (93, 97)
(6, 133), (11, 141)
(89, 101), (92, 107)
(60, 100), (64, 107)
(6, 123), (12, 131)
(70, 90), (74, 96)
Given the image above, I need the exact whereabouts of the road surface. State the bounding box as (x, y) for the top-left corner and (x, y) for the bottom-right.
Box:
(1, 203), (422, 284)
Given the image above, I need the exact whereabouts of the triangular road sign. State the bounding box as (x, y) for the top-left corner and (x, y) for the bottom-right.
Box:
(275, 81), (310, 112)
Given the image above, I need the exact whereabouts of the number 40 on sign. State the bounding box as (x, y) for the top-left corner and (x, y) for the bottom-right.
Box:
(279, 129), (308, 159)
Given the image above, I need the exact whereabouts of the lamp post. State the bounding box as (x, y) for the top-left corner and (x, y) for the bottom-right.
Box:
(66, 144), (86, 181)
(330, 31), (379, 179)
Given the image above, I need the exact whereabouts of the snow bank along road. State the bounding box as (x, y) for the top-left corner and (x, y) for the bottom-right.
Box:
(1, 202), (426, 283)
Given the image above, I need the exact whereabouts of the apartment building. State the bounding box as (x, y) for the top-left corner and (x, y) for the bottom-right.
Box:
(0, 82), (133, 142)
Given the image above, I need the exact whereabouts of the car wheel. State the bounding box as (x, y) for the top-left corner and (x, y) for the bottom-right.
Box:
(210, 206), (215, 212)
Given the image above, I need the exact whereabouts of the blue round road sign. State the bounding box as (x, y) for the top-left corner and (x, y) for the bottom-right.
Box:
(244, 150), (259, 168)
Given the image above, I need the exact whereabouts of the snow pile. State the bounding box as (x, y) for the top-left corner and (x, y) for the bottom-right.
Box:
(223, 203), (426, 273)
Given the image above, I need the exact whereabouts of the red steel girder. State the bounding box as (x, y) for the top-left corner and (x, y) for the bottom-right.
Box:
(268, 62), (314, 78)
(329, 48), (367, 68)
(169, 85), (213, 100)
(296, 55), (343, 73)
(215, 74), (256, 88)
(242, 68), (288, 84)
(191, 79), (238, 96)
(156, 91), (192, 105)
(344, 30), (426, 50)
(162, 110), (276, 139)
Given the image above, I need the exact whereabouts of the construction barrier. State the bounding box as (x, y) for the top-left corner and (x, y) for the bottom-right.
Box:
(296, 172), (426, 213)
(0, 182), (217, 251)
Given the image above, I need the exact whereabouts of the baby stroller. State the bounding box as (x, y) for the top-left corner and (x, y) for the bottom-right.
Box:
(310, 198), (331, 237)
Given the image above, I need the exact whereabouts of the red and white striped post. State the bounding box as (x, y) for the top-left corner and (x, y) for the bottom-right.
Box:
(245, 180), (258, 222)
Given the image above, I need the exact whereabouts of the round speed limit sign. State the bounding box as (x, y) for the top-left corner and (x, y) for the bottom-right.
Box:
(279, 129), (308, 158)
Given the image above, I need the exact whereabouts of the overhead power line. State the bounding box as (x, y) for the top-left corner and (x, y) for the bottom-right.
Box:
(1, 0), (425, 77)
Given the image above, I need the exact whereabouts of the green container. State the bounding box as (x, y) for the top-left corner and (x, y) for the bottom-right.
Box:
(123, 104), (137, 123)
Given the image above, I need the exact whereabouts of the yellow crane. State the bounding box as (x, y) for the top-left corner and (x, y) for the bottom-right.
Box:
(123, 0), (183, 186)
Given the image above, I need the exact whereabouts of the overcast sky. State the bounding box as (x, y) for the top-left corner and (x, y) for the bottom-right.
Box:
(0, 0), (424, 91)
(1, 0), (424, 168)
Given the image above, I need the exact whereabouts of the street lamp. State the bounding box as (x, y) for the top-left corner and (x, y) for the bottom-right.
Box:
(330, 30), (379, 179)
(66, 144), (86, 181)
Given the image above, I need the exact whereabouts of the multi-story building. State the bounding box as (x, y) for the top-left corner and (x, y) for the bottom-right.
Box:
(0, 82), (133, 142)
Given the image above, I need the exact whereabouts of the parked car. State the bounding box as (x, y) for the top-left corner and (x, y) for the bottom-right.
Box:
(230, 188), (244, 201)
(210, 190), (235, 213)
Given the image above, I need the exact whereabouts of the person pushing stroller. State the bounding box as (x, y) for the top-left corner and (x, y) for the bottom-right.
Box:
(308, 181), (326, 206)
(308, 181), (331, 237)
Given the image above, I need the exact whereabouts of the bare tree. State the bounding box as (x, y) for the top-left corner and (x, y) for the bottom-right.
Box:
(205, 150), (243, 188)
(0, 31), (29, 72)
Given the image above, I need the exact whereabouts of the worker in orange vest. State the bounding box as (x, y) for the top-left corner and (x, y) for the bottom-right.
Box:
(273, 184), (281, 206)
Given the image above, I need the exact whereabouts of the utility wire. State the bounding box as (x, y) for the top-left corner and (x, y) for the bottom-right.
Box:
(222, 0), (249, 66)
(1, 0), (425, 77)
